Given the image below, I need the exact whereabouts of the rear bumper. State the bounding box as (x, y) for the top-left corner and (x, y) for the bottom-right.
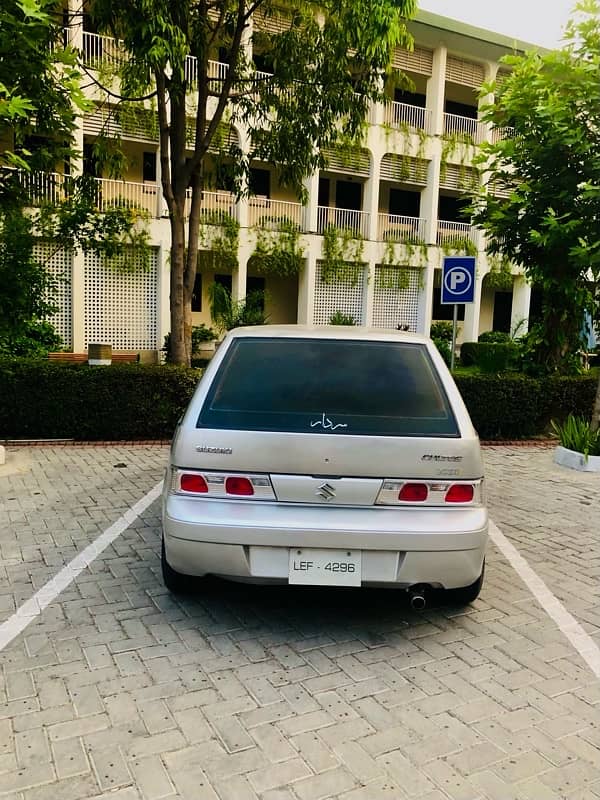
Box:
(163, 494), (488, 589)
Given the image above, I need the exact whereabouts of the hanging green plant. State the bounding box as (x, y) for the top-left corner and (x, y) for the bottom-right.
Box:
(440, 235), (477, 258)
(486, 253), (514, 290)
(250, 217), (304, 277)
(321, 225), (364, 285)
(198, 212), (239, 272)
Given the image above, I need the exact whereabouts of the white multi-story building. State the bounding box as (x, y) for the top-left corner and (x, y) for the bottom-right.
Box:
(15, 9), (537, 353)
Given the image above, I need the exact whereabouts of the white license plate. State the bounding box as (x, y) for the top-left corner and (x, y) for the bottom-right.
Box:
(288, 549), (362, 586)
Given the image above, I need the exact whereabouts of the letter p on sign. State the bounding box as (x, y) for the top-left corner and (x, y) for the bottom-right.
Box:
(441, 256), (476, 304)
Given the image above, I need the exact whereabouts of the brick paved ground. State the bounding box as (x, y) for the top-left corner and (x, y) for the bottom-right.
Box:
(0, 445), (599, 800)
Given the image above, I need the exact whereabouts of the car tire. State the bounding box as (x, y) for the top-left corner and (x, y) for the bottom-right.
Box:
(448, 560), (485, 606)
(161, 537), (195, 594)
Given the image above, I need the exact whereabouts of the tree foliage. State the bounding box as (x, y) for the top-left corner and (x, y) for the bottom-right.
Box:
(472, 1), (600, 374)
(87, 0), (417, 364)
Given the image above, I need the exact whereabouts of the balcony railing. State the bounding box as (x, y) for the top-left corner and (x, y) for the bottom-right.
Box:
(248, 198), (304, 230)
(436, 220), (477, 248)
(490, 126), (515, 144)
(443, 113), (485, 144)
(185, 57), (229, 89)
(317, 206), (370, 239)
(383, 102), (431, 133)
(82, 32), (126, 68)
(93, 179), (159, 216)
(378, 213), (426, 243)
(186, 190), (237, 222)
(17, 171), (68, 205)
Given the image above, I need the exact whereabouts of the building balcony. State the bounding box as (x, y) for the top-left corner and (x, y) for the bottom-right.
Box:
(82, 31), (126, 68)
(248, 198), (304, 230)
(317, 206), (370, 239)
(378, 213), (426, 243)
(436, 220), (478, 248)
(186, 190), (237, 222)
(490, 126), (515, 144)
(443, 113), (485, 144)
(382, 102), (431, 133)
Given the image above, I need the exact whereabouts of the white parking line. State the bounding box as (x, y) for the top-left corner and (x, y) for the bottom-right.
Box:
(0, 481), (163, 653)
(489, 520), (600, 679)
(1, 497), (599, 682)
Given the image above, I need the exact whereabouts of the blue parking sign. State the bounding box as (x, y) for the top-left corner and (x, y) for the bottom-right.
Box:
(441, 257), (476, 304)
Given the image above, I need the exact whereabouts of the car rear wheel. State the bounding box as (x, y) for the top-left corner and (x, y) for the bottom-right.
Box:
(161, 537), (196, 594)
(448, 560), (485, 606)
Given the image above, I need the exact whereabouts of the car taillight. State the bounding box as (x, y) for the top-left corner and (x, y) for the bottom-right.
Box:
(445, 484), (474, 503)
(173, 469), (275, 500)
(398, 483), (428, 502)
(225, 476), (254, 496)
(180, 473), (209, 493)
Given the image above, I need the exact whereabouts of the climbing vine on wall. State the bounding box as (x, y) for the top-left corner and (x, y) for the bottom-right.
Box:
(197, 212), (240, 272)
(251, 218), (305, 277)
(321, 225), (365, 285)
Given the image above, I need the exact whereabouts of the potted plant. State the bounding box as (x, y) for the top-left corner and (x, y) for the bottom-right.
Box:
(191, 324), (218, 358)
(551, 415), (600, 472)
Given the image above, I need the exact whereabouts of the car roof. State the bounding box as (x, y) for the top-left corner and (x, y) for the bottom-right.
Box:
(226, 325), (431, 344)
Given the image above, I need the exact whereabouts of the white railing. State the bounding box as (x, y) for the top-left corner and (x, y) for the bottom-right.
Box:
(93, 178), (159, 216)
(248, 198), (304, 230)
(186, 190), (236, 222)
(378, 214), (426, 243)
(82, 32), (126, 67)
(17, 171), (68, 205)
(383, 102), (431, 133)
(490, 126), (515, 144)
(443, 113), (485, 144)
(317, 206), (370, 239)
(185, 57), (229, 88)
(436, 220), (477, 248)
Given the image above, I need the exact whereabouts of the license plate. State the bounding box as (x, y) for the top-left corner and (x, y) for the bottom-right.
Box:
(288, 549), (362, 586)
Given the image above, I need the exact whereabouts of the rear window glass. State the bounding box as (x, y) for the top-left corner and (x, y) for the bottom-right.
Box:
(197, 337), (459, 437)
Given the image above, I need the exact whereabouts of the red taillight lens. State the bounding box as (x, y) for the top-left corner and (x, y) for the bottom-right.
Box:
(445, 484), (474, 503)
(225, 476), (255, 496)
(398, 483), (428, 502)
(180, 473), (209, 493)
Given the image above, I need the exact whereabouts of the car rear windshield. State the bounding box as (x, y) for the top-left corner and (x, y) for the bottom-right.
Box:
(197, 337), (459, 437)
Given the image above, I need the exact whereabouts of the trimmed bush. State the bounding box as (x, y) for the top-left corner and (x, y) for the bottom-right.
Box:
(460, 341), (519, 371)
(478, 330), (511, 344)
(0, 360), (200, 440)
(455, 373), (598, 439)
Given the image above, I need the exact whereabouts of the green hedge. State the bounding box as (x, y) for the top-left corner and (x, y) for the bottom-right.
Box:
(0, 359), (597, 442)
(455, 373), (597, 439)
(460, 341), (519, 371)
(0, 360), (200, 440)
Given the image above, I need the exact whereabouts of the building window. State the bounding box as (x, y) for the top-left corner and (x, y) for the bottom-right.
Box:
(143, 151), (157, 182)
(192, 273), (202, 312)
(394, 89), (426, 108)
(335, 180), (362, 211)
(250, 168), (270, 198)
(444, 99), (478, 119)
(389, 189), (421, 217)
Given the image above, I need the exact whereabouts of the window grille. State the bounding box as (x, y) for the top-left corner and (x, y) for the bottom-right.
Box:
(34, 243), (73, 349)
(446, 56), (485, 88)
(392, 47), (434, 75)
(84, 248), (159, 349)
(313, 261), (366, 325)
(372, 266), (421, 331)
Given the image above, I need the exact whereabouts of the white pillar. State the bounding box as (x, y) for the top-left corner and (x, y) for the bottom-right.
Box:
(364, 148), (382, 242)
(232, 240), (252, 302)
(462, 271), (485, 342)
(156, 242), (171, 350)
(303, 172), (319, 234)
(297, 250), (317, 324)
(427, 44), (447, 138)
(510, 275), (532, 336)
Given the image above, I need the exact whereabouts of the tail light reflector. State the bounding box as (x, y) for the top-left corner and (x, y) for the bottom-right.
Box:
(180, 473), (209, 493)
(445, 484), (474, 503)
(225, 476), (255, 496)
(398, 483), (428, 502)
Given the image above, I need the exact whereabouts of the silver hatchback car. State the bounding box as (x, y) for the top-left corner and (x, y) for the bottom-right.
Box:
(162, 326), (488, 607)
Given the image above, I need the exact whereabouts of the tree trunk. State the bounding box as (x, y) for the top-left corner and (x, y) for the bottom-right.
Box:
(591, 372), (600, 433)
(169, 204), (188, 366)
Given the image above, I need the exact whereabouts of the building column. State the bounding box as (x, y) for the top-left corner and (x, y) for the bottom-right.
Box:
(232, 240), (252, 302)
(156, 242), (171, 353)
(510, 274), (532, 336)
(427, 44), (447, 138)
(303, 171), (319, 234)
(364, 260), (377, 326)
(462, 270), (485, 342)
(297, 250), (317, 324)
(364, 148), (382, 242)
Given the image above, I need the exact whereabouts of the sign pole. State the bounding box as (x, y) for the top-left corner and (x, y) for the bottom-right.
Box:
(451, 303), (458, 371)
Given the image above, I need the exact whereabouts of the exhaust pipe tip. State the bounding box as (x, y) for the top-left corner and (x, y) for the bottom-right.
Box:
(408, 585), (429, 610)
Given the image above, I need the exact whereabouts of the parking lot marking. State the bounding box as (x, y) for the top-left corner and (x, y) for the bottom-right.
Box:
(0, 480), (163, 653)
(489, 520), (600, 679)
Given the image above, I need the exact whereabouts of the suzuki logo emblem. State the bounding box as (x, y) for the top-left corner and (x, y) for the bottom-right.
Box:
(316, 482), (336, 501)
